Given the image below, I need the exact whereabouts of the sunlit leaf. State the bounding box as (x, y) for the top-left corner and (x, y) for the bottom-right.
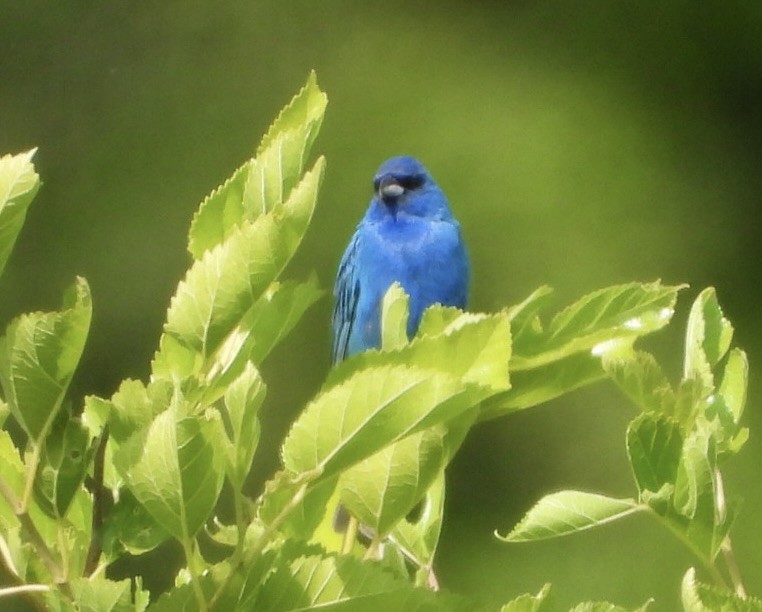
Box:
(481, 351), (605, 420)
(220, 363), (265, 489)
(115, 402), (225, 541)
(105, 378), (173, 444)
(499, 491), (642, 542)
(0, 430), (25, 529)
(160, 158), (324, 372)
(381, 282), (410, 351)
(500, 583), (553, 612)
(390, 469), (446, 570)
(253, 550), (470, 611)
(339, 427), (445, 536)
(0, 149), (39, 279)
(0, 277), (91, 443)
(570, 602), (652, 612)
(514, 281), (683, 370)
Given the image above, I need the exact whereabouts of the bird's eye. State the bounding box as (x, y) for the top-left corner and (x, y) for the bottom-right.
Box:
(397, 175), (424, 191)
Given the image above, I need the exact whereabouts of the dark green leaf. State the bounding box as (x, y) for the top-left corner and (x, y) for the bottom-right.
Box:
(626, 413), (683, 497)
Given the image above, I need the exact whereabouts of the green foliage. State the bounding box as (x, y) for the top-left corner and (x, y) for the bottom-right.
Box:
(0, 75), (755, 612)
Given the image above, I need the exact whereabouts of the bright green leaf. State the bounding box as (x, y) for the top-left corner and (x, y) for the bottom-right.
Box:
(115, 402), (226, 541)
(499, 491), (642, 542)
(0, 277), (92, 443)
(283, 363), (491, 484)
(257, 70), (327, 156)
(500, 583), (553, 612)
(253, 551), (470, 612)
(220, 363), (266, 489)
(570, 602), (652, 612)
(327, 310), (511, 393)
(106, 378), (173, 444)
(339, 427), (445, 536)
(513, 281), (683, 371)
(161, 157), (324, 367)
(507, 285), (555, 354)
(673, 430), (715, 520)
(187, 160), (250, 259)
(0, 149), (40, 279)
(626, 413), (683, 497)
(480, 351), (605, 420)
(0, 430), (25, 529)
(381, 282), (410, 351)
(198, 276), (323, 400)
(390, 469), (446, 571)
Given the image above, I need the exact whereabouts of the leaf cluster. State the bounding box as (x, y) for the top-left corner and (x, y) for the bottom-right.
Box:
(0, 74), (755, 612)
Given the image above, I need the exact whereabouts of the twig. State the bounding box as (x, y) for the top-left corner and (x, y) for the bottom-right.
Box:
(84, 429), (109, 575)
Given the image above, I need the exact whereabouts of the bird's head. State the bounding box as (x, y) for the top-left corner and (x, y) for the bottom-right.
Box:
(369, 156), (452, 220)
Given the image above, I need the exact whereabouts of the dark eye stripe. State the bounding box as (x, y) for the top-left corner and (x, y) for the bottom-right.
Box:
(397, 175), (424, 191)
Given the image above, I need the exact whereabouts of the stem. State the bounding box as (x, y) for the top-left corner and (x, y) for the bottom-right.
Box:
(84, 429), (109, 576)
(363, 536), (382, 561)
(714, 469), (747, 598)
(232, 488), (247, 563)
(21, 442), (42, 512)
(0, 585), (50, 598)
(181, 537), (208, 612)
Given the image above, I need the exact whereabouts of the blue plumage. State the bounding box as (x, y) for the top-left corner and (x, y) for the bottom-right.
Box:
(332, 156), (470, 363)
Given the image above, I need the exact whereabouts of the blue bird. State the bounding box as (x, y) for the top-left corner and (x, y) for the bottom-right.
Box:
(332, 156), (470, 363)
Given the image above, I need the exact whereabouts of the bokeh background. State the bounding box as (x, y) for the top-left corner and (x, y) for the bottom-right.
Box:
(1, 1), (760, 609)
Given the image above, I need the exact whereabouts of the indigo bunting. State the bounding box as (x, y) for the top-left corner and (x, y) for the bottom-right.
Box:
(332, 156), (470, 363)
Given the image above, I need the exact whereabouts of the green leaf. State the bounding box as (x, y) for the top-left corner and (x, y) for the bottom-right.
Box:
(187, 160), (250, 260)
(513, 281), (683, 371)
(193, 276), (323, 400)
(327, 310), (511, 393)
(673, 430), (715, 520)
(115, 401), (226, 541)
(0, 430), (25, 528)
(339, 427), (446, 536)
(34, 411), (92, 518)
(220, 362), (265, 489)
(105, 379), (173, 444)
(681, 567), (762, 612)
(507, 285), (555, 353)
(187, 72), (327, 259)
(500, 583), (553, 612)
(499, 491), (642, 542)
(161, 157), (324, 371)
(0, 149), (40, 279)
(717, 348), (748, 425)
(70, 576), (149, 612)
(604, 350), (675, 414)
(390, 469), (447, 572)
(258, 471), (338, 541)
(684, 287), (733, 390)
(283, 365), (471, 483)
(480, 351), (605, 420)
(257, 70), (327, 156)
(381, 282), (410, 351)
(102, 488), (170, 556)
(253, 550), (471, 612)
(626, 413), (683, 497)
(0, 277), (92, 443)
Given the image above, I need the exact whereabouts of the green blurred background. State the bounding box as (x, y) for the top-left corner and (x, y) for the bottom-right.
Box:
(1, 1), (760, 609)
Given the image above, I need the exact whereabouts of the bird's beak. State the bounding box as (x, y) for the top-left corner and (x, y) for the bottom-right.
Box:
(377, 175), (405, 201)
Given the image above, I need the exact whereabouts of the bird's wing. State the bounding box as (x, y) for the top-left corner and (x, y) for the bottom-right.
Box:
(331, 232), (361, 364)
